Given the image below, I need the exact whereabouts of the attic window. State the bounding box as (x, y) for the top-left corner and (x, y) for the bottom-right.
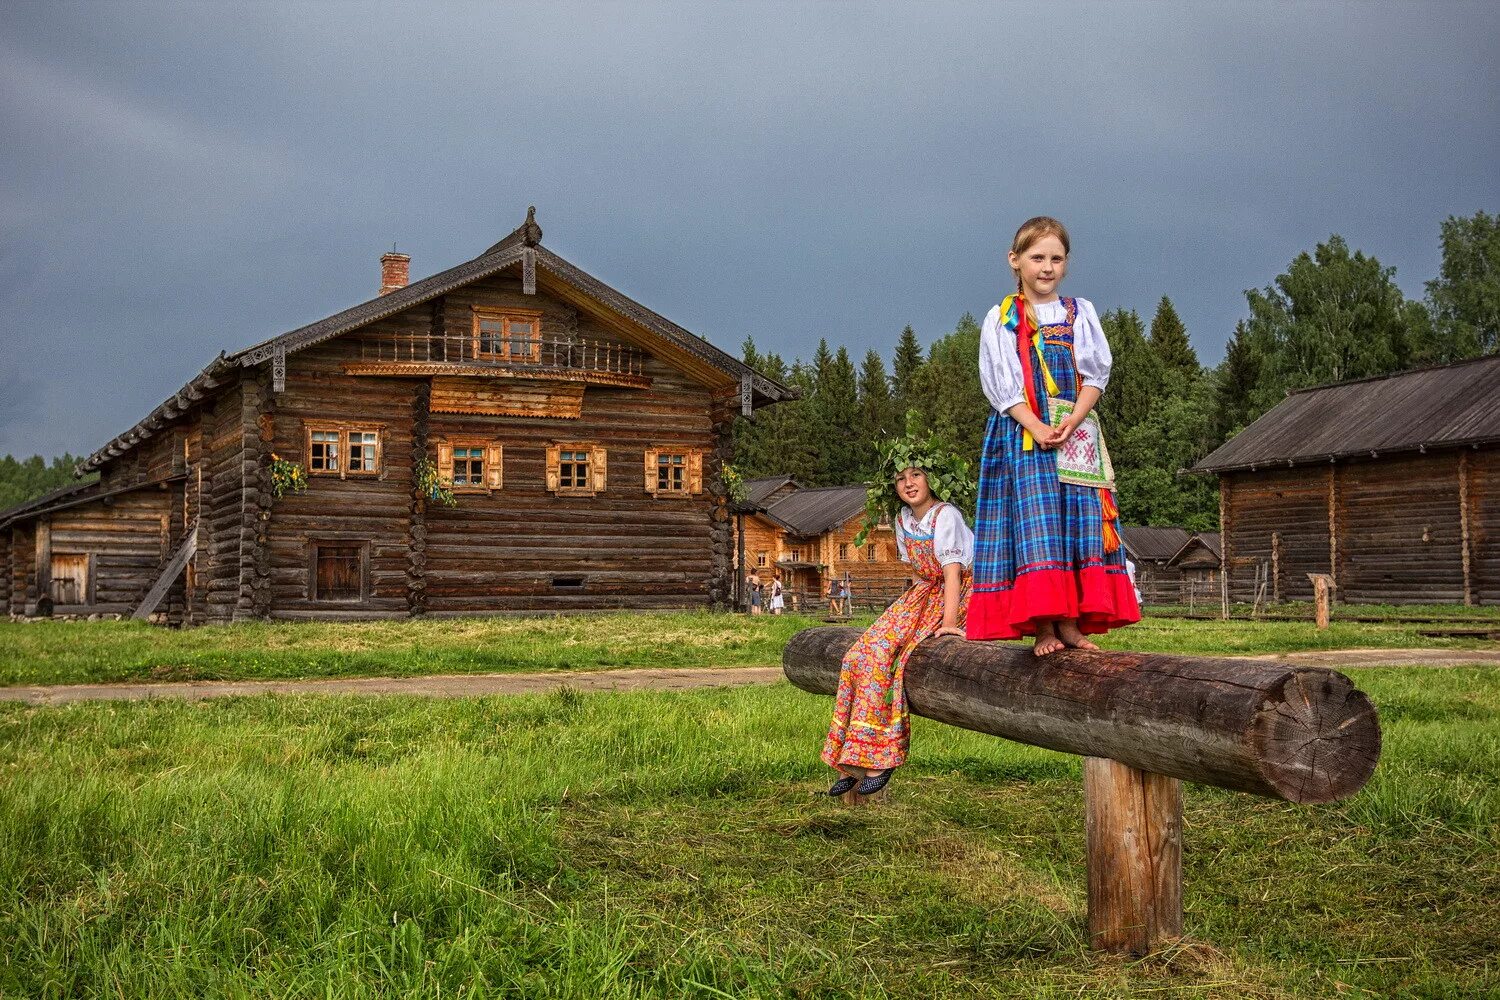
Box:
(473, 307), (542, 362)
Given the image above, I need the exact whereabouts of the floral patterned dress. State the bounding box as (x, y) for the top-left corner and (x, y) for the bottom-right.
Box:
(821, 504), (973, 772)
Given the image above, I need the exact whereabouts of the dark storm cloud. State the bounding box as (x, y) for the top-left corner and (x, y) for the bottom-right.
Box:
(1, 2), (1496, 458)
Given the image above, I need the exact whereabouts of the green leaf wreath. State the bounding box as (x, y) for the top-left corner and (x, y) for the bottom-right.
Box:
(853, 413), (977, 547)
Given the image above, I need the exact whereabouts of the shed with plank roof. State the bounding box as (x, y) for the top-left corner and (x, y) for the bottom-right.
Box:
(1192, 354), (1500, 605)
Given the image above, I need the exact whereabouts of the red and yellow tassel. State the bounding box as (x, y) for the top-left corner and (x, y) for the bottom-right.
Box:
(1099, 489), (1121, 554)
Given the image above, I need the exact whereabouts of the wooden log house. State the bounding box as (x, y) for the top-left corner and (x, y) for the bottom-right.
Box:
(1193, 354), (1500, 605)
(1, 209), (792, 624)
(733, 480), (909, 609)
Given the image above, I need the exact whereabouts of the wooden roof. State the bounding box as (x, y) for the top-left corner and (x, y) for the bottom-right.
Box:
(1121, 525), (1193, 563)
(763, 485), (869, 538)
(79, 209), (793, 475)
(1193, 354), (1500, 474)
(734, 475), (800, 514)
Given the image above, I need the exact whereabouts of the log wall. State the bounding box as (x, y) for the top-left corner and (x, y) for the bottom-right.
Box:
(201, 379), (249, 624)
(45, 489), (174, 613)
(1470, 449), (1499, 604)
(0, 528), (10, 613)
(262, 274), (722, 617)
(1222, 446), (1498, 605)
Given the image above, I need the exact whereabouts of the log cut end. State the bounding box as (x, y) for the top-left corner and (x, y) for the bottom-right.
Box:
(1252, 669), (1381, 804)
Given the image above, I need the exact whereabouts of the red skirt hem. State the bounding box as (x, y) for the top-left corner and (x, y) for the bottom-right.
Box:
(965, 566), (1140, 640)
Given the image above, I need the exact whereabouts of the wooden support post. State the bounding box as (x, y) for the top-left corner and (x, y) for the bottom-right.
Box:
(1459, 452), (1472, 607)
(1307, 573), (1335, 629)
(1328, 466), (1339, 593)
(1084, 758), (1182, 955)
(1271, 531), (1281, 604)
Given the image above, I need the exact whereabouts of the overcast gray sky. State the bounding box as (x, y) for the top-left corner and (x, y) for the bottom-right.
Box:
(2, 1), (1496, 458)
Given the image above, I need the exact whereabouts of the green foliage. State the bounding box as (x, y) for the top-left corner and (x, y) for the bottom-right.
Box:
(414, 459), (457, 507)
(812, 341), (861, 484)
(1426, 209), (1500, 360)
(268, 453), (309, 500)
(911, 312), (987, 470)
(891, 323), (925, 416)
(854, 348), (896, 473)
(1147, 295), (1199, 382)
(719, 463), (749, 506)
(0, 453), (90, 512)
(853, 413), (977, 547)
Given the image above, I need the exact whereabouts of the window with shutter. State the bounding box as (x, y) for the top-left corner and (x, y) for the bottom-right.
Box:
(647, 447), (702, 497)
(643, 448), (659, 494)
(550, 443), (604, 496)
(443, 439), (503, 494)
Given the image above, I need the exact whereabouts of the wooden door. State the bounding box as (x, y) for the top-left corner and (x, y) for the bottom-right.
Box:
(50, 553), (88, 605)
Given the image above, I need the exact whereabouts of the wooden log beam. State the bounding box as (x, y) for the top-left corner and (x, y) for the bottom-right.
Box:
(783, 626), (1379, 804)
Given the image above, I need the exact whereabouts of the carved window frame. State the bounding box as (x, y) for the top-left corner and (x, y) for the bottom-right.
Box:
(472, 306), (544, 363)
(642, 446), (703, 497)
(434, 438), (504, 495)
(304, 423), (385, 479)
(547, 442), (607, 497)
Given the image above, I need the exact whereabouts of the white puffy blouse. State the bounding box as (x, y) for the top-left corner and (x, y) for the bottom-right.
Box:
(978, 297), (1112, 415)
(894, 503), (974, 568)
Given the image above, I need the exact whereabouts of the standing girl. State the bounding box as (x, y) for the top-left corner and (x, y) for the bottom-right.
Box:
(967, 217), (1140, 654)
(822, 438), (974, 797)
(769, 572), (785, 615)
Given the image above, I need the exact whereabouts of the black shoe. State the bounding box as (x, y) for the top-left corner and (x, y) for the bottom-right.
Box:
(827, 775), (858, 797)
(856, 770), (893, 796)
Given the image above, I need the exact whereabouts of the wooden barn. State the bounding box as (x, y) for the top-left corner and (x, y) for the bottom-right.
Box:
(1193, 354), (1500, 605)
(1120, 526), (1221, 605)
(1, 209), (791, 624)
(733, 479), (908, 609)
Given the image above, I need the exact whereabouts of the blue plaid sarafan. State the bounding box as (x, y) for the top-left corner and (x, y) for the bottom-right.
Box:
(971, 298), (1131, 613)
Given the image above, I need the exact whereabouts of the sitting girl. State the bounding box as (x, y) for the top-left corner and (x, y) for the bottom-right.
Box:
(821, 433), (975, 797)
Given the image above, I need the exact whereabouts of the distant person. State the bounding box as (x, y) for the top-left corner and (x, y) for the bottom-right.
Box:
(827, 577), (845, 616)
(747, 569), (763, 615)
(769, 573), (785, 615)
(823, 439), (973, 799)
(967, 216), (1140, 655)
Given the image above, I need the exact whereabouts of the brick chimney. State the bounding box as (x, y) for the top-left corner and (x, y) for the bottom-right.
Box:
(379, 251), (410, 295)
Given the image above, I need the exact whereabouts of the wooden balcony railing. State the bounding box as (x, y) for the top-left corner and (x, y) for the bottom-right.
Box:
(351, 331), (645, 378)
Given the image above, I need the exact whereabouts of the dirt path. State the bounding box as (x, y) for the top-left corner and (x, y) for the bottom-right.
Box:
(4, 648), (1498, 706)
(0, 666), (785, 706)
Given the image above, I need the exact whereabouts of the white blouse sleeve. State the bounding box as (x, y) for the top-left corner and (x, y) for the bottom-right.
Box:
(978, 304), (1026, 414)
(932, 505), (974, 568)
(1073, 298), (1112, 393)
(895, 513), (909, 563)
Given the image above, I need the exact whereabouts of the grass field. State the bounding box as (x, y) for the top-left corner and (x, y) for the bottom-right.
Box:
(3, 610), (1498, 687)
(2, 664), (1497, 998)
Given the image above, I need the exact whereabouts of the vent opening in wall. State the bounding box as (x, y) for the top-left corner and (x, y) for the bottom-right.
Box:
(552, 575), (587, 591)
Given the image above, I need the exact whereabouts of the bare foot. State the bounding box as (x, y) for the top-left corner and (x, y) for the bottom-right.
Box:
(1056, 620), (1100, 650)
(1033, 623), (1066, 657)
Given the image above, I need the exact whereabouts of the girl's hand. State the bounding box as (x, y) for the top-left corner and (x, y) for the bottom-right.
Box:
(933, 625), (966, 639)
(1051, 416), (1082, 447)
